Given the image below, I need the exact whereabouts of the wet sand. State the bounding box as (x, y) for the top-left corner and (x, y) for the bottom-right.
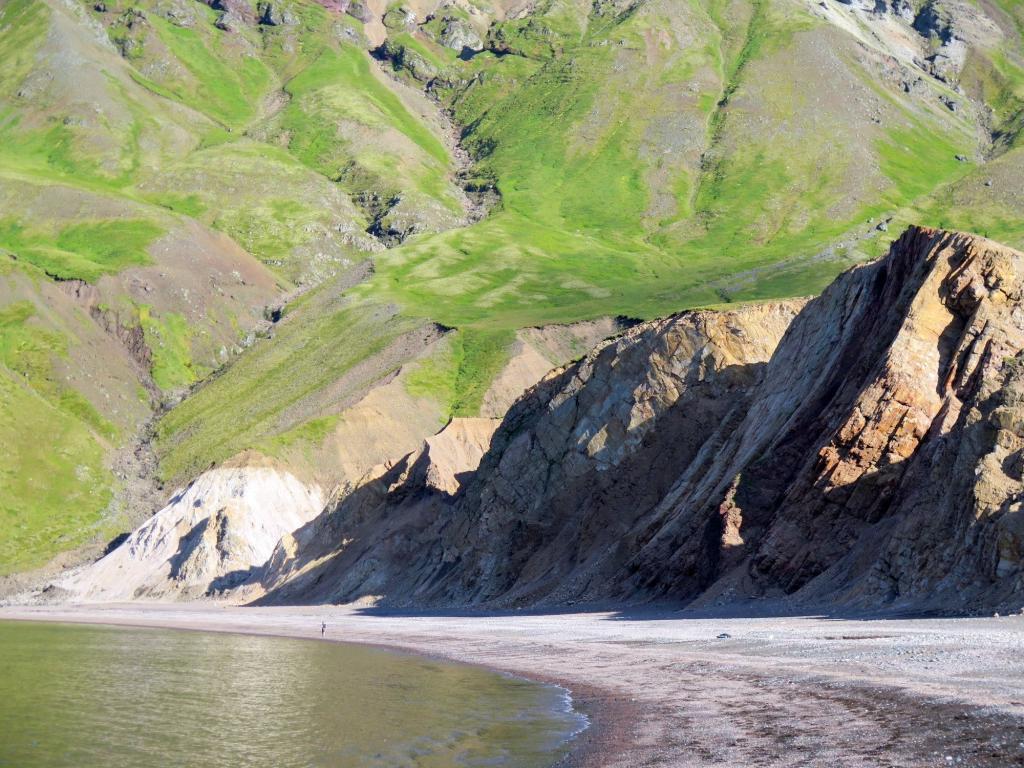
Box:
(3, 603), (1024, 766)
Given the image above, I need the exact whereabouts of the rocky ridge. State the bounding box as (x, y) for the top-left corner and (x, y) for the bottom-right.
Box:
(257, 226), (1024, 614)
(257, 299), (803, 605)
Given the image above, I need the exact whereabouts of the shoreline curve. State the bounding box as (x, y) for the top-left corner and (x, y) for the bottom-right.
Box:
(3, 603), (1024, 766)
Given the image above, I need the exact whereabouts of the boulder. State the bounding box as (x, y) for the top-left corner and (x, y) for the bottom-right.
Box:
(438, 17), (483, 54)
(257, 2), (299, 26)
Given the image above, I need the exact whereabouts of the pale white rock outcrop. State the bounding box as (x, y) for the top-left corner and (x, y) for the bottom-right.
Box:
(59, 454), (324, 601)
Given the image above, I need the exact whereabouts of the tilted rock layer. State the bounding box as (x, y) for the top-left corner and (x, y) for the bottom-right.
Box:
(261, 227), (1024, 613)
(628, 225), (1024, 612)
(258, 300), (802, 605)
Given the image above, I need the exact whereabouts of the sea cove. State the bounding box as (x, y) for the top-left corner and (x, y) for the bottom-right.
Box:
(0, 621), (584, 767)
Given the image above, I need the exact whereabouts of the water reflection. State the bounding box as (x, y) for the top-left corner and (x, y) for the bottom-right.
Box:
(0, 621), (584, 767)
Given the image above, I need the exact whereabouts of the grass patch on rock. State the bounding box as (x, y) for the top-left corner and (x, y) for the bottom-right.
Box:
(150, 17), (273, 130)
(405, 328), (515, 417)
(139, 307), (201, 391)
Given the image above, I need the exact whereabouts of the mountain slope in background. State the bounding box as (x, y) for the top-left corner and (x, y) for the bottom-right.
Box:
(4, 0), (1024, 578)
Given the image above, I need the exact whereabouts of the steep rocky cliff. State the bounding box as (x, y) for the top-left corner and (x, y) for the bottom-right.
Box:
(259, 417), (498, 600)
(258, 301), (802, 605)
(624, 225), (1024, 613)
(261, 227), (1024, 614)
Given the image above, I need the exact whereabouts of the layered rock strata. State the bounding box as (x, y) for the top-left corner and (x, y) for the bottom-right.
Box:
(258, 301), (801, 606)
(262, 227), (1024, 614)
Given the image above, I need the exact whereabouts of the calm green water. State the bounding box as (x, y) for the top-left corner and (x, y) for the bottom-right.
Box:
(0, 621), (585, 767)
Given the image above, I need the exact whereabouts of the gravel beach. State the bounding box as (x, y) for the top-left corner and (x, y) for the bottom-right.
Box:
(3, 604), (1023, 767)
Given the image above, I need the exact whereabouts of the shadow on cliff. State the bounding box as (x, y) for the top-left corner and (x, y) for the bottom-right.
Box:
(252, 357), (785, 609)
(310, 387), (1014, 622)
(249, 401), (996, 620)
(619, 375), (1019, 622)
(248, 447), (456, 606)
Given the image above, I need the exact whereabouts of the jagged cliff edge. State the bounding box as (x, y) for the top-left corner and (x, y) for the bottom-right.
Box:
(257, 226), (1024, 614)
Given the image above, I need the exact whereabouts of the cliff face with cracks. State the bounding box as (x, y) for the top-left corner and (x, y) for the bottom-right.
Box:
(626, 226), (1024, 612)
(260, 227), (1024, 613)
(258, 301), (802, 605)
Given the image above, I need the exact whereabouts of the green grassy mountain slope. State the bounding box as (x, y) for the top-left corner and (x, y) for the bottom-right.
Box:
(371, 0), (986, 326)
(4, 0), (1024, 576)
(149, 0), (1024, 480)
(0, 0), (465, 573)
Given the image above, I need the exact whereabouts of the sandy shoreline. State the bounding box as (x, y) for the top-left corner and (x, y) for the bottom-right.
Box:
(3, 604), (1024, 766)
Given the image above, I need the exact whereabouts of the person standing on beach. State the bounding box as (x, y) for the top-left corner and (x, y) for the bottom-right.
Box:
(321, 621), (326, 637)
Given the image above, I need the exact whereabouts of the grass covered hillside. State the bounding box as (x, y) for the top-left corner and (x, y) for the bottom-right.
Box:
(0, 0), (462, 573)
(372, 0), (949, 321)
(3, 0), (1024, 575)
